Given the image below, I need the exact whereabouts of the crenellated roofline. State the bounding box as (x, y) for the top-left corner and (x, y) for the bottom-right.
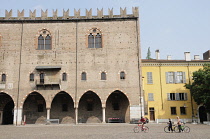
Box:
(0, 7), (139, 21)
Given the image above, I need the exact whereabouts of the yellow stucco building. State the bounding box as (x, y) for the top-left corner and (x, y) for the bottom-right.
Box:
(142, 51), (210, 123)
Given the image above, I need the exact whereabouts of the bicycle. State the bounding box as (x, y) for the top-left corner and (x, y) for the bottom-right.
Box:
(164, 124), (178, 133)
(133, 124), (149, 133)
(174, 123), (190, 133)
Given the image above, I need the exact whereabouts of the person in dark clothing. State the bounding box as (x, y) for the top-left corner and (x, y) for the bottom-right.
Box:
(168, 118), (173, 133)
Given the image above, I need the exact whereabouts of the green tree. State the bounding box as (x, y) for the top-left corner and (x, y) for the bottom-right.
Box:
(185, 64), (210, 113)
(146, 47), (152, 59)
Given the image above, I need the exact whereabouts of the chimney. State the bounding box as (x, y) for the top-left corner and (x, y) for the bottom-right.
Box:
(167, 55), (171, 60)
(203, 50), (210, 60)
(155, 49), (160, 60)
(184, 52), (191, 61)
(194, 55), (200, 60)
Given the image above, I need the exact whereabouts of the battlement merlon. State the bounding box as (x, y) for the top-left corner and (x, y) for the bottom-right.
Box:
(0, 7), (139, 20)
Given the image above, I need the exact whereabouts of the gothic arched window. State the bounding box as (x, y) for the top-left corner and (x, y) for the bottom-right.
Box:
(37, 29), (52, 50)
(88, 28), (102, 48)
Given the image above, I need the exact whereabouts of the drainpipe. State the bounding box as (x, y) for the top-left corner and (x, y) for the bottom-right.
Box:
(75, 21), (78, 124)
(16, 22), (24, 126)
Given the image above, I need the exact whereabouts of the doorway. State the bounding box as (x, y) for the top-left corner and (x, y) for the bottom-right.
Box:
(149, 107), (155, 121)
(199, 106), (207, 123)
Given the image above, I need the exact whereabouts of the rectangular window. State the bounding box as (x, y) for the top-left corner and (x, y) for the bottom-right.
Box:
(166, 72), (186, 84)
(176, 72), (183, 83)
(179, 93), (185, 100)
(171, 107), (176, 115)
(166, 72), (174, 83)
(147, 72), (153, 84)
(148, 93), (154, 101)
(180, 107), (186, 115)
(169, 93), (175, 100)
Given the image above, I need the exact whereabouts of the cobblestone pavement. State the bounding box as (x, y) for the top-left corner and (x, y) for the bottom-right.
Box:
(0, 123), (210, 139)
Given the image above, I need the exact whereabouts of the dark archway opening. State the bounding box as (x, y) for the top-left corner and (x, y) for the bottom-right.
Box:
(199, 106), (207, 123)
(3, 101), (14, 125)
(0, 93), (14, 125)
(51, 91), (74, 124)
(78, 91), (102, 123)
(106, 90), (130, 123)
(23, 92), (46, 124)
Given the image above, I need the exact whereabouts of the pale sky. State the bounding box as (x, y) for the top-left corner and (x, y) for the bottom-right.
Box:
(0, 0), (210, 60)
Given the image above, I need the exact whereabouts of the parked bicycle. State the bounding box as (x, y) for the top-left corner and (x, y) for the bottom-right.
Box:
(174, 123), (190, 133)
(164, 124), (177, 133)
(133, 124), (149, 133)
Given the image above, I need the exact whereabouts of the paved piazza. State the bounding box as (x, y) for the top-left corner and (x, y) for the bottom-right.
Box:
(0, 123), (210, 139)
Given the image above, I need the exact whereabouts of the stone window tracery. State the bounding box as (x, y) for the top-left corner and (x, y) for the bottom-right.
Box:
(87, 28), (102, 48)
(37, 29), (52, 50)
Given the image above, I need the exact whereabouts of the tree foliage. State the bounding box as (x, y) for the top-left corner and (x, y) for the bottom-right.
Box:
(185, 64), (210, 113)
(146, 47), (152, 59)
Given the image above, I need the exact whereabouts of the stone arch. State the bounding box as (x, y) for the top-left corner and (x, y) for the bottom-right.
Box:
(198, 105), (207, 123)
(50, 91), (75, 124)
(20, 91), (46, 108)
(105, 90), (130, 123)
(0, 92), (15, 125)
(22, 92), (47, 124)
(78, 91), (102, 123)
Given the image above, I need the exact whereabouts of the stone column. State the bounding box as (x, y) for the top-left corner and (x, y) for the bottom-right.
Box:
(75, 107), (78, 124)
(13, 108), (22, 125)
(102, 107), (106, 123)
(0, 111), (3, 125)
(47, 108), (50, 120)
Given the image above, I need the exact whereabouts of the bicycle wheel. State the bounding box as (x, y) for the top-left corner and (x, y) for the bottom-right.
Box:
(164, 126), (170, 133)
(174, 126), (179, 133)
(143, 126), (149, 133)
(133, 126), (140, 133)
(183, 126), (190, 133)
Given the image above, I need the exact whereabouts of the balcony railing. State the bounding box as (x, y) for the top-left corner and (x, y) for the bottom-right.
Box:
(35, 78), (61, 90)
(35, 78), (61, 85)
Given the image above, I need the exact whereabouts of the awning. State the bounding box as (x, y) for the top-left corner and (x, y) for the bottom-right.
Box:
(35, 66), (61, 70)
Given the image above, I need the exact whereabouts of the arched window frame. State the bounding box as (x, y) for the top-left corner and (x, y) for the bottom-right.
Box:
(29, 73), (34, 81)
(1, 74), (6, 82)
(87, 28), (102, 48)
(62, 73), (67, 81)
(101, 72), (106, 80)
(81, 72), (87, 81)
(37, 29), (52, 50)
(120, 71), (126, 80)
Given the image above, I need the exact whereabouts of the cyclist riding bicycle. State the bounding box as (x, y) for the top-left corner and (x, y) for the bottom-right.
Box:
(138, 116), (146, 130)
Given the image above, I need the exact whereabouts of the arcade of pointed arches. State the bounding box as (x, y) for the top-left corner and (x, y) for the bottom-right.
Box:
(0, 90), (131, 124)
